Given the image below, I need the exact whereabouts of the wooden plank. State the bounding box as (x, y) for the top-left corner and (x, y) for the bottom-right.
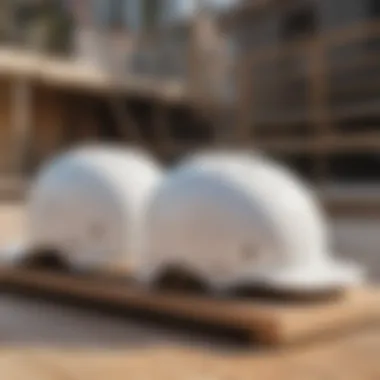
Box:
(257, 133), (380, 154)
(0, 48), (190, 106)
(0, 266), (378, 346)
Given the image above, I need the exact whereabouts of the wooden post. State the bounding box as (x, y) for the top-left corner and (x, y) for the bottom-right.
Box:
(236, 56), (253, 146)
(90, 0), (142, 145)
(187, 7), (200, 100)
(11, 77), (32, 177)
(153, 100), (170, 155)
(308, 38), (331, 184)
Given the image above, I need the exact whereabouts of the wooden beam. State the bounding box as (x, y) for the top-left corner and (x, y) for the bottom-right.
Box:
(257, 132), (380, 154)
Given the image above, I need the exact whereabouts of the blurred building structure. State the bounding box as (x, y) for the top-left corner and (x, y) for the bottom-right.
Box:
(223, 0), (380, 204)
(0, 0), (231, 184)
(0, 0), (379, 210)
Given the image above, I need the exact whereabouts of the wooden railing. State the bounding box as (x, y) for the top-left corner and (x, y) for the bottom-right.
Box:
(238, 19), (380, 140)
(236, 19), (380, 183)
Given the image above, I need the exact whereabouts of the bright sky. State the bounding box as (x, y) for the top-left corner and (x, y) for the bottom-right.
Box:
(166, 0), (237, 21)
(93, 0), (237, 30)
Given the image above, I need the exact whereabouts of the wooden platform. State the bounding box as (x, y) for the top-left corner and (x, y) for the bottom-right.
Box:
(0, 266), (379, 347)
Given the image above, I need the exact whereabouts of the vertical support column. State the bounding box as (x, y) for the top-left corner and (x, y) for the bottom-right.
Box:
(187, 8), (201, 101)
(309, 38), (331, 185)
(187, 1), (214, 103)
(11, 77), (32, 177)
(80, 96), (100, 143)
(153, 100), (170, 156)
(236, 56), (253, 147)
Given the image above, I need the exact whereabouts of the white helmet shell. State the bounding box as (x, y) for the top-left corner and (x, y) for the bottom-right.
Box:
(139, 150), (364, 293)
(26, 144), (163, 272)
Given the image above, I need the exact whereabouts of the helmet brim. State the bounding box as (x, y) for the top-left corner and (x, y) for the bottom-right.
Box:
(260, 260), (364, 293)
(219, 258), (365, 294)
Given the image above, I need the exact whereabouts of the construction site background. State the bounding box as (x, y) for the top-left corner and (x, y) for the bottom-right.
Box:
(0, 5), (378, 379)
(0, 0), (379, 212)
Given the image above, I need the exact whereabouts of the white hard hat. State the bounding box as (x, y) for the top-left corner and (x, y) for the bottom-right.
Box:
(138, 149), (364, 293)
(26, 144), (163, 272)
